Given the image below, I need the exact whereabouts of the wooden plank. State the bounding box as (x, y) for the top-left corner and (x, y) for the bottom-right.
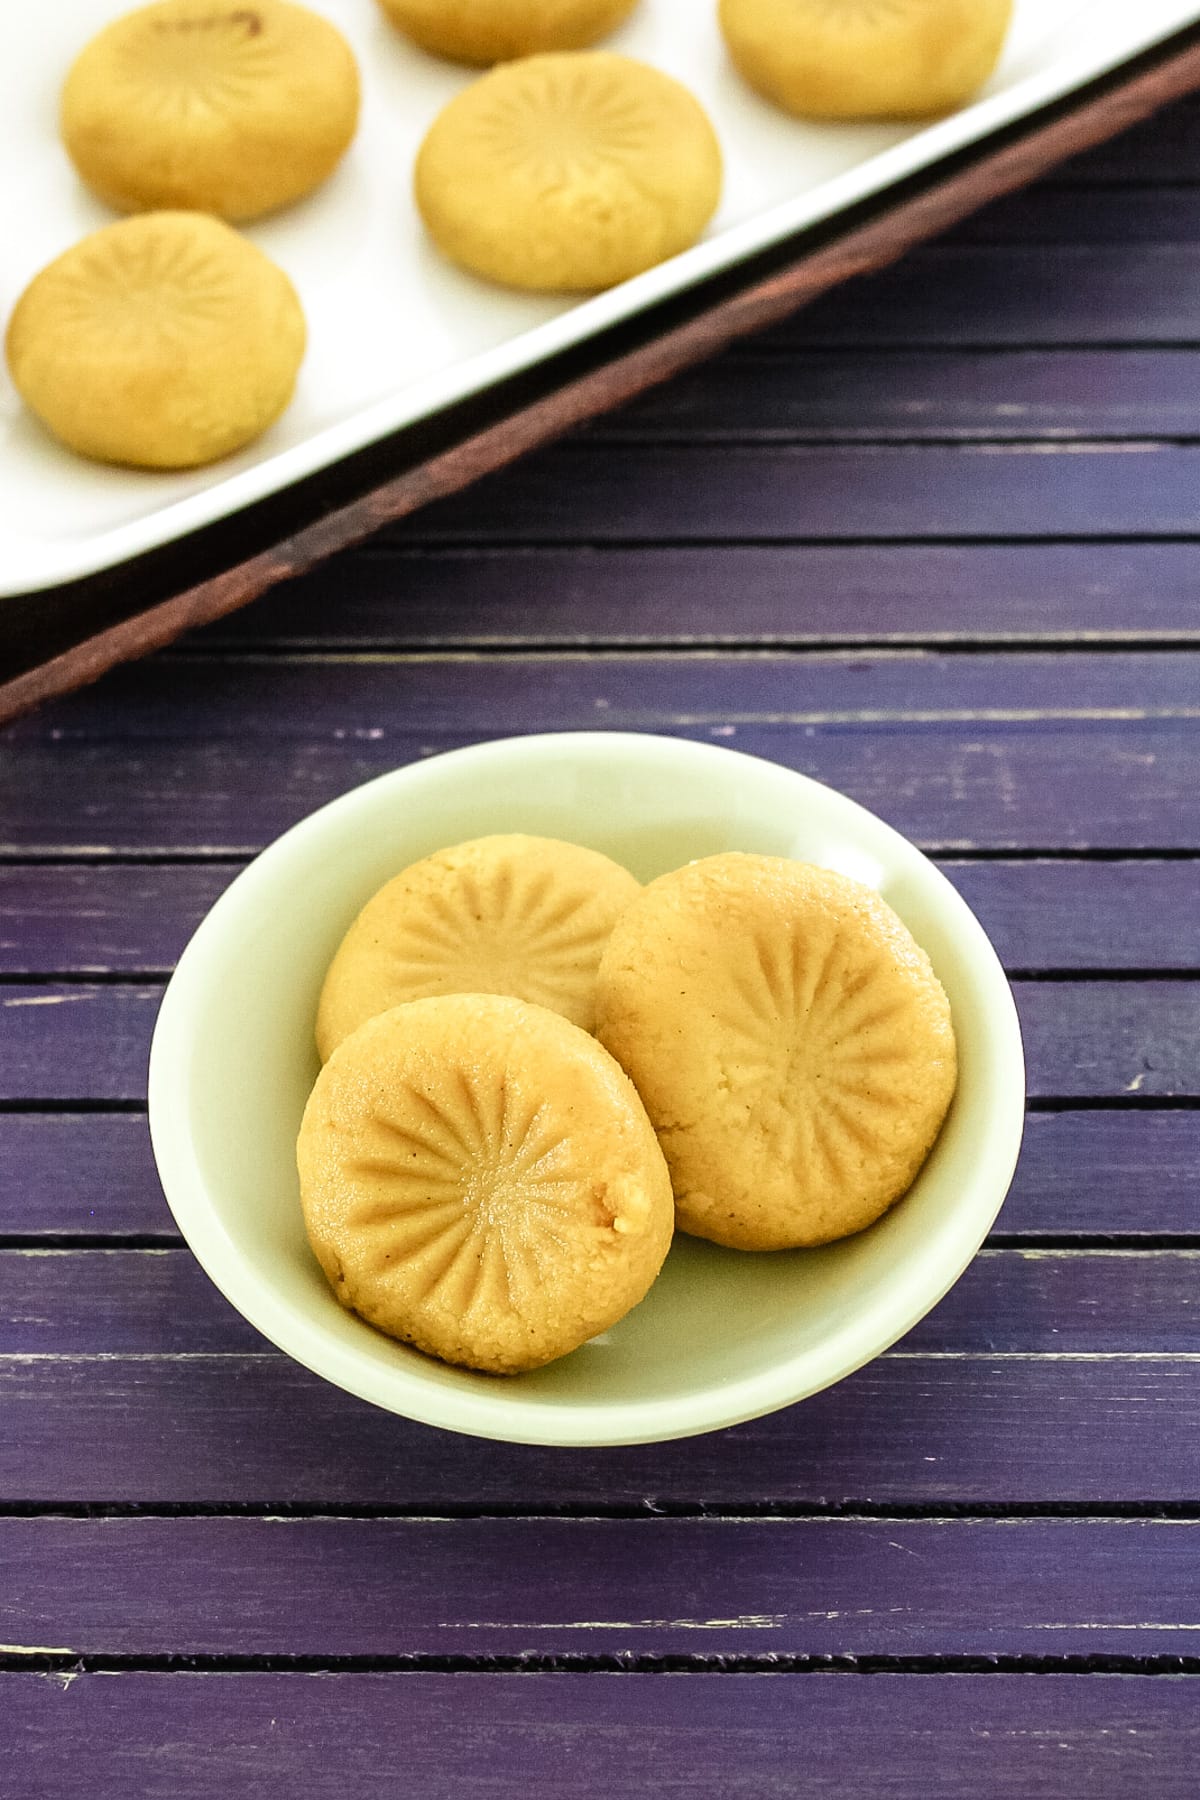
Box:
(0, 864), (236, 975)
(19, 652), (1197, 737)
(0, 987), (161, 1103)
(3, 1673), (1196, 1800)
(0, 1116), (172, 1240)
(1027, 982), (1200, 1099)
(3, 654), (1197, 853)
(758, 246), (1200, 345)
(1, 1355), (1198, 1504)
(0, 1250), (265, 1354)
(0, 978), (1195, 1104)
(948, 184), (1200, 243)
(0, 724), (1194, 855)
(200, 543), (1200, 648)
(1, 1516), (1197, 1658)
(3, 1248), (1193, 1358)
(4, 1110), (1197, 1244)
(395, 442), (1200, 542)
(3, 859), (1195, 978)
(593, 349), (1200, 441)
(1007, 1111), (1200, 1238)
(945, 861), (1200, 970)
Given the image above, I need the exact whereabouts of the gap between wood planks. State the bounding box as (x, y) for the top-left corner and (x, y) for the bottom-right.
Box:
(584, 428), (1200, 449)
(154, 638), (1200, 662)
(172, 632), (1200, 653)
(5, 1500), (1200, 1520)
(614, 339), (1200, 355)
(122, 530), (1200, 553)
(1040, 176), (1200, 188)
(0, 1650), (1198, 1677)
(67, 702), (1194, 727)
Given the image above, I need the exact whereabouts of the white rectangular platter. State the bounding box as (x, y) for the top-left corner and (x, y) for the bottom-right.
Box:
(2, 0), (1199, 597)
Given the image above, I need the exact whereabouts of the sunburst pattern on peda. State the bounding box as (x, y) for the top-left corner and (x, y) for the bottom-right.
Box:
(298, 995), (675, 1373)
(414, 53), (722, 291)
(467, 60), (657, 188)
(5, 212), (305, 468)
(29, 221), (243, 358)
(376, 0), (640, 66)
(718, 0), (1012, 121)
(595, 854), (958, 1250)
(61, 0), (360, 219)
(384, 867), (616, 1009)
(107, 9), (284, 124)
(316, 834), (641, 1059)
(708, 921), (921, 1176)
(343, 1075), (583, 1319)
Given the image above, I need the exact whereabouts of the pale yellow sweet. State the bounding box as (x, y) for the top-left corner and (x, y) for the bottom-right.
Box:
(595, 853), (957, 1250)
(298, 994), (675, 1373)
(378, 0), (639, 65)
(5, 213), (305, 469)
(719, 0), (1013, 121)
(414, 52), (723, 292)
(61, 0), (360, 221)
(316, 833), (640, 1060)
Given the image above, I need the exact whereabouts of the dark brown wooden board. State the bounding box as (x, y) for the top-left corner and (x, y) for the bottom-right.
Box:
(4, 23), (1200, 725)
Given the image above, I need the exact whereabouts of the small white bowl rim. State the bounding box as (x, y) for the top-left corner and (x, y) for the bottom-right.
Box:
(148, 731), (1026, 1448)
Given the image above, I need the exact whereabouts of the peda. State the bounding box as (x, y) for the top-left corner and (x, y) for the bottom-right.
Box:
(719, 0), (1013, 121)
(595, 854), (957, 1250)
(377, 0), (640, 65)
(316, 834), (641, 1060)
(298, 993), (675, 1373)
(61, 0), (360, 221)
(414, 52), (723, 291)
(5, 212), (305, 469)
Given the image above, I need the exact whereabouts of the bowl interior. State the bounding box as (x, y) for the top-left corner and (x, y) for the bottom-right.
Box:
(152, 733), (1024, 1443)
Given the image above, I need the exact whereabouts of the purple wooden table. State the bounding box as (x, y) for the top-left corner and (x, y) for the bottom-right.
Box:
(4, 97), (1200, 1800)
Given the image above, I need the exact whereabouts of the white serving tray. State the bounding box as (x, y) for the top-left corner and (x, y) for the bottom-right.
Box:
(2, 0), (1197, 596)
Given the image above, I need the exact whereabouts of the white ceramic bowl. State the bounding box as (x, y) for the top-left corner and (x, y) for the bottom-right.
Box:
(149, 732), (1025, 1447)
